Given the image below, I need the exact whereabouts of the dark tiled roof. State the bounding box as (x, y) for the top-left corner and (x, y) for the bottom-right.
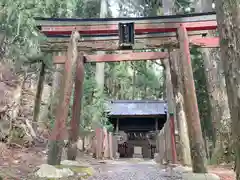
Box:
(106, 100), (167, 116)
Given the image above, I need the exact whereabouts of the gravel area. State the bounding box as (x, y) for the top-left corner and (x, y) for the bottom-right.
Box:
(88, 160), (183, 180)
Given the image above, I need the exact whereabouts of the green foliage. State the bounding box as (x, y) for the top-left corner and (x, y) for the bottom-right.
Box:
(0, 0), (102, 64)
(104, 121), (114, 132)
(104, 60), (164, 100)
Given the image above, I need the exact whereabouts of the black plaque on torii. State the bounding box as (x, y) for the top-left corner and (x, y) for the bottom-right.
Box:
(118, 22), (135, 50)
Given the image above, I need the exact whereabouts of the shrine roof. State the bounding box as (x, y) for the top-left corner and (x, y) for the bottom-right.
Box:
(106, 100), (167, 116)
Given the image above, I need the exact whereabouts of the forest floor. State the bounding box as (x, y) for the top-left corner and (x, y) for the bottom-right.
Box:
(0, 142), (236, 180)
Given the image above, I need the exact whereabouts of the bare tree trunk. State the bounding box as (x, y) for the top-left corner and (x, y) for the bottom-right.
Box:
(95, 0), (108, 92)
(95, 54), (105, 93)
(169, 50), (192, 166)
(215, 1), (240, 178)
(162, 58), (176, 163)
(162, 0), (175, 15)
(202, 128), (209, 159)
(33, 61), (46, 131)
(194, 0), (213, 12)
(194, 0), (232, 163)
(201, 48), (231, 163)
(144, 62), (148, 98)
(160, 0), (177, 164)
(93, 0), (108, 159)
(132, 63), (136, 99)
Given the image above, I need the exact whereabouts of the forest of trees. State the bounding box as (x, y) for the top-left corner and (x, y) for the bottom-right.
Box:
(1, 0), (240, 178)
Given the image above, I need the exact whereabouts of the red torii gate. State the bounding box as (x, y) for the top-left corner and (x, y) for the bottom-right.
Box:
(35, 12), (219, 166)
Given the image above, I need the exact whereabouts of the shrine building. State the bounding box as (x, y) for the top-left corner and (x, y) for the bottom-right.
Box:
(106, 100), (167, 158)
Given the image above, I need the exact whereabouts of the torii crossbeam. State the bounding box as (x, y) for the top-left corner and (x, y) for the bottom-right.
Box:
(36, 12), (219, 54)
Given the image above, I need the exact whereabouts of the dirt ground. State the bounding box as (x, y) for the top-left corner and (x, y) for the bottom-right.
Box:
(0, 142), (236, 180)
(0, 142), (46, 179)
(208, 166), (235, 180)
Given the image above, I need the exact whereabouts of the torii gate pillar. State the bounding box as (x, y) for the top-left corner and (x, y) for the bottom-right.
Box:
(177, 24), (207, 173)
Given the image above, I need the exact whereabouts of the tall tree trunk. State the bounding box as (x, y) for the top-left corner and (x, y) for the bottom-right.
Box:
(162, 0), (175, 15)
(132, 62), (136, 99)
(215, 1), (240, 178)
(95, 0), (108, 92)
(201, 48), (231, 163)
(169, 50), (192, 166)
(93, 0), (108, 159)
(161, 58), (176, 163)
(202, 128), (210, 159)
(194, 0), (213, 12)
(194, 0), (232, 163)
(33, 61), (46, 131)
(144, 62), (148, 98)
(95, 53), (105, 93)
(160, 0), (178, 164)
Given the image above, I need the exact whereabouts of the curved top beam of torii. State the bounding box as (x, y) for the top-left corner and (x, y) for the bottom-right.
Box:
(35, 12), (216, 25)
(35, 12), (217, 36)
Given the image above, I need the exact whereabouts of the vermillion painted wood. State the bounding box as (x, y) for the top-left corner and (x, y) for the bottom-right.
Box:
(67, 52), (85, 160)
(53, 52), (169, 64)
(47, 31), (80, 165)
(190, 37), (219, 47)
(50, 31), (80, 141)
(178, 24), (207, 173)
(41, 21), (217, 35)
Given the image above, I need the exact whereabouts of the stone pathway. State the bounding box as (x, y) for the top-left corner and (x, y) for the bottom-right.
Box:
(88, 159), (183, 180)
